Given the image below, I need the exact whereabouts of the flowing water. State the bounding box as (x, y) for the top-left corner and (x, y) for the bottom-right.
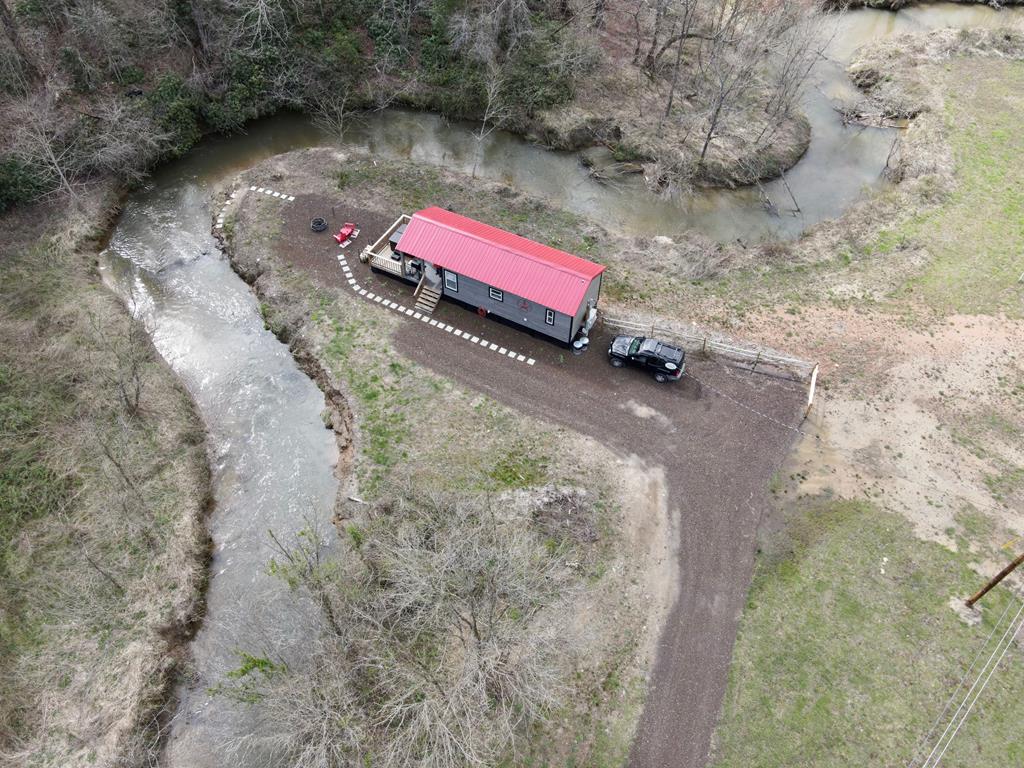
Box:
(95, 4), (1024, 765)
(100, 148), (340, 765)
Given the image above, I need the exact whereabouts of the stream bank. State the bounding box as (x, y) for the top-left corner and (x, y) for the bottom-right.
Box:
(214, 152), (684, 765)
(0, 188), (213, 768)
(66, 5), (1024, 766)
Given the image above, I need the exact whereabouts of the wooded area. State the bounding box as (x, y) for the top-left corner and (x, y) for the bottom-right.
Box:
(0, 0), (829, 206)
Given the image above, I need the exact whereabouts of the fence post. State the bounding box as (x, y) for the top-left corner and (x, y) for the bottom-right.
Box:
(701, 336), (707, 357)
(752, 350), (762, 372)
(804, 364), (819, 421)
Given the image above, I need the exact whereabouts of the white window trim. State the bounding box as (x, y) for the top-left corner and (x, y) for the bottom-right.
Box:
(444, 270), (458, 292)
(488, 287), (504, 302)
(544, 308), (555, 325)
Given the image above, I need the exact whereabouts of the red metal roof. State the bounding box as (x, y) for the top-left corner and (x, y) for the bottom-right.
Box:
(396, 207), (605, 316)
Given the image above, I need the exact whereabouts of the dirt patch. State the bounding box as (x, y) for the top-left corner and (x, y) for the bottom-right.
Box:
(784, 313), (1024, 558)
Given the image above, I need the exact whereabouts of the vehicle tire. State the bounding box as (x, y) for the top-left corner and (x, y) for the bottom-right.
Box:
(610, 357), (624, 368)
(654, 372), (667, 383)
(310, 217), (328, 232)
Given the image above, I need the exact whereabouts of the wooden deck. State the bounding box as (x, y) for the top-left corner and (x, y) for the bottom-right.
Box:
(361, 214), (409, 270)
(368, 250), (404, 276)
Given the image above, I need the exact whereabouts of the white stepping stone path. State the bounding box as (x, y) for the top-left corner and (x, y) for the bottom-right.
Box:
(229, 183), (536, 367)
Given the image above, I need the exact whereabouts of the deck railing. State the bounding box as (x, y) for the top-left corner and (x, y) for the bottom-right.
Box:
(361, 214), (409, 264)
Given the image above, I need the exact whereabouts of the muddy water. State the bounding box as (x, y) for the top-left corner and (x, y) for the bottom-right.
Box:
(94, 4), (1022, 766)
(130, 5), (1020, 244)
(100, 144), (339, 765)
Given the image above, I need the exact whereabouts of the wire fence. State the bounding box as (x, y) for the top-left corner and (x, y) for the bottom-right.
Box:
(600, 313), (821, 414)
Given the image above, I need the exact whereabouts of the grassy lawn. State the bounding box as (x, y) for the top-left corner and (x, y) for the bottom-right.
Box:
(888, 60), (1024, 316)
(0, 232), (209, 765)
(711, 500), (1024, 768)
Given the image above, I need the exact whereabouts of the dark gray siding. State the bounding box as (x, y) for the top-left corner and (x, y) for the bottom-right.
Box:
(441, 269), (576, 343)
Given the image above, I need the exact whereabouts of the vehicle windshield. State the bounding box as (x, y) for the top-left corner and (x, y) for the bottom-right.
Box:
(628, 338), (642, 355)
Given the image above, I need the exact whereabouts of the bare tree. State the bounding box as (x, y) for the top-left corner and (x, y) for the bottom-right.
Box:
(226, 0), (291, 52)
(760, 6), (832, 130)
(11, 91), (87, 198)
(90, 288), (151, 418)
(695, 0), (773, 164)
(66, 1), (129, 79)
(662, 0), (700, 117)
(0, 0), (40, 83)
(226, 490), (578, 768)
(451, 0), (533, 64)
(85, 98), (170, 180)
(475, 61), (510, 141)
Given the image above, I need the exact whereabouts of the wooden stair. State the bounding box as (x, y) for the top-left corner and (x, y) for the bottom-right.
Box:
(414, 283), (442, 314)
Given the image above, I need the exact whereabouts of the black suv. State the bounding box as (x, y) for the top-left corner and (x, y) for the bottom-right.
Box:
(608, 336), (685, 382)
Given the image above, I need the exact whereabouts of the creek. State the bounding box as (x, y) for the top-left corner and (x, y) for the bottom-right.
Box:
(96, 4), (1023, 765)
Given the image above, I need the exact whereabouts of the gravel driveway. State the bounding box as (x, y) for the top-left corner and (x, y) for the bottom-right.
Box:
(382, 287), (806, 768)
(278, 204), (806, 768)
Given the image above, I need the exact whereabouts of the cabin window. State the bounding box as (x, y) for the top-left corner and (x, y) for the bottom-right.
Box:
(488, 287), (504, 302)
(444, 270), (458, 292)
(545, 308), (555, 325)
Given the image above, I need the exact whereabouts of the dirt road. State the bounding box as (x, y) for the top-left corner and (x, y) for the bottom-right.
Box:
(274, 207), (807, 768)
(379, 289), (806, 768)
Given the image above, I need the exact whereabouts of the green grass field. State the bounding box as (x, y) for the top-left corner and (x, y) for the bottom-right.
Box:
(889, 60), (1024, 316)
(711, 500), (1024, 768)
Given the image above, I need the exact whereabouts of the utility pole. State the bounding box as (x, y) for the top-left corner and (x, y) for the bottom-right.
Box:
(965, 551), (1024, 608)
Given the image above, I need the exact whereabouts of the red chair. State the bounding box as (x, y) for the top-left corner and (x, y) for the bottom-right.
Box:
(333, 223), (356, 244)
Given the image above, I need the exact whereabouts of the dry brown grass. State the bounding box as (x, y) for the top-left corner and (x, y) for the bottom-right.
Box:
(218, 154), (678, 764)
(0, 197), (210, 768)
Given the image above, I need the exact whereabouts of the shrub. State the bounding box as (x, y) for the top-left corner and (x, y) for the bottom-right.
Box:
(0, 156), (44, 212)
(118, 64), (145, 85)
(201, 50), (280, 133)
(59, 46), (98, 93)
(147, 75), (201, 158)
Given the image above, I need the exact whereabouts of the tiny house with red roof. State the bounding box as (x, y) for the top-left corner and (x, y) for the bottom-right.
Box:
(362, 207), (605, 346)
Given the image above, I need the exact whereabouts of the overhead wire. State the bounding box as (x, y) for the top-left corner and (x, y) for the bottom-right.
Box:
(918, 596), (1024, 768)
(906, 592), (1020, 768)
